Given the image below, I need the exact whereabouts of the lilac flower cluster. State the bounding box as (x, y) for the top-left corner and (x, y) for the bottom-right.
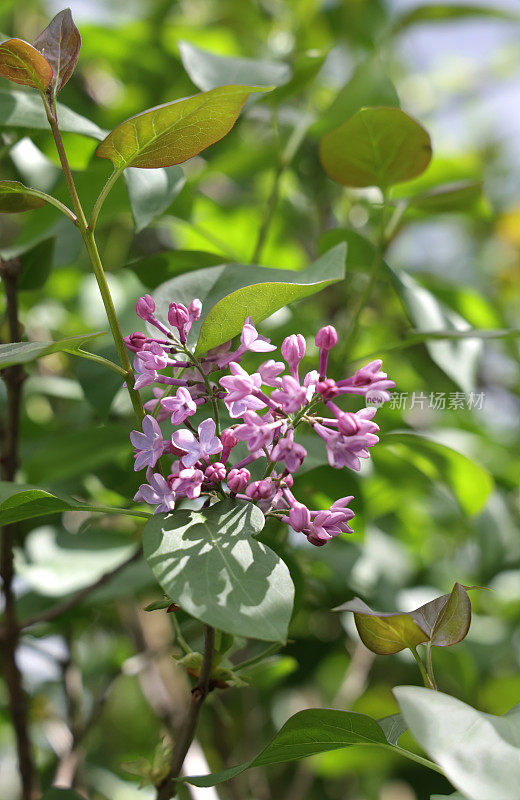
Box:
(126, 295), (395, 546)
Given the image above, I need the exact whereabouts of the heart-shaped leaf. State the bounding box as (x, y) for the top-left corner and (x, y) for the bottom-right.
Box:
(395, 687), (520, 800)
(336, 584), (475, 655)
(0, 180), (48, 212)
(319, 106), (432, 189)
(179, 41), (291, 92)
(151, 243), (346, 355)
(143, 499), (294, 642)
(32, 8), (81, 97)
(0, 87), (106, 139)
(0, 37), (52, 90)
(124, 165), (185, 232)
(181, 707), (439, 787)
(96, 85), (268, 171)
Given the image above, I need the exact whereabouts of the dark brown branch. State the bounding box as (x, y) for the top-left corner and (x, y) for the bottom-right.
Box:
(156, 625), (215, 800)
(0, 257), (38, 800)
(15, 546), (142, 632)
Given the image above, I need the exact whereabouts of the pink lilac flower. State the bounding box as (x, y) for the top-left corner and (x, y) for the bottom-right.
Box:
(336, 359), (396, 401)
(130, 414), (165, 471)
(227, 467), (250, 493)
(133, 342), (170, 390)
(315, 325), (338, 380)
(234, 411), (285, 453)
(134, 468), (175, 514)
(245, 478), (276, 501)
(239, 318), (277, 354)
(168, 302), (190, 343)
(281, 334), (306, 380)
(161, 386), (198, 425)
(136, 294), (155, 321)
(144, 388), (171, 422)
(170, 467), (204, 499)
(314, 407), (379, 471)
(220, 428), (239, 463)
(205, 462), (226, 483)
(271, 430), (307, 473)
(124, 331), (148, 352)
(219, 362), (265, 418)
(270, 376), (307, 414)
(258, 359), (285, 387)
(172, 418), (222, 468)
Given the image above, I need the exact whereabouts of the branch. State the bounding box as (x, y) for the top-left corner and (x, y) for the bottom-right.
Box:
(156, 625), (215, 800)
(15, 546), (142, 632)
(0, 257), (38, 800)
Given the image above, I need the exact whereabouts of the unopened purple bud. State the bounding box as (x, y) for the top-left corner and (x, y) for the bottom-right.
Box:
(288, 502), (311, 532)
(205, 462), (227, 483)
(227, 467), (250, 494)
(188, 298), (202, 322)
(281, 334), (306, 379)
(245, 478), (274, 500)
(315, 326), (338, 350)
(124, 331), (148, 352)
(168, 302), (190, 342)
(221, 428), (239, 449)
(317, 379), (338, 400)
(136, 294), (155, 321)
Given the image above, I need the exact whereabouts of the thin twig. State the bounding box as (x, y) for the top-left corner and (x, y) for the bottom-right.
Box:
(0, 257), (38, 800)
(15, 547), (142, 632)
(156, 625), (215, 800)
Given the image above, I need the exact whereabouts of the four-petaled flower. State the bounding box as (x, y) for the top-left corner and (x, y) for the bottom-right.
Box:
(130, 414), (165, 471)
(134, 468), (175, 514)
(172, 418), (223, 468)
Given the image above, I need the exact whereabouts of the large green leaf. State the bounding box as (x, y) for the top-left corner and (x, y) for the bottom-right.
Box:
(389, 269), (482, 391)
(124, 165), (185, 232)
(41, 790), (86, 800)
(0, 180), (48, 212)
(0, 37), (52, 90)
(319, 106), (432, 189)
(143, 499), (294, 642)
(152, 243), (346, 354)
(381, 432), (493, 516)
(16, 237), (55, 291)
(96, 85), (268, 171)
(0, 88), (105, 139)
(32, 9), (81, 98)
(395, 687), (520, 800)
(179, 41), (291, 92)
(0, 481), (149, 526)
(182, 708), (439, 787)
(0, 333), (106, 368)
(129, 249), (225, 288)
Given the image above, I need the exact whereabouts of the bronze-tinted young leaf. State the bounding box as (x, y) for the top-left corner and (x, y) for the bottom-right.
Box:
(96, 85), (268, 171)
(319, 106), (432, 189)
(32, 8), (81, 96)
(336, 597), (428, 655)
(0, 37), (52, 91)
(411, 583), (472, 647)
(0, 180), (47, 212)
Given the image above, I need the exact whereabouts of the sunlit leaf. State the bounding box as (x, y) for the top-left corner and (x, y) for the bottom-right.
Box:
(411, 583), (472, 647)
(0, 87), (106, 139)
(0, 333), (106, 368)
(0, 180), (47, 212)
(143, 499), (294, 642)
(395, 687), (520, 800)
(32, 8), (81, 97)
(0, 37), (52, 90)
(335, 596), (428, 654)
(124, 165), (185, 232)
(179, 41), (291, 92)
(96, 85), (269, 171)
(319, 106), (431, 189)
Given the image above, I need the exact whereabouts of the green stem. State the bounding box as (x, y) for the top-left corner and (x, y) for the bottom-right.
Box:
(233, 642), (281, 672)
(409, 645), (434, 690)
(382, 744), (445, 775)
(89, 168), (121, 232)
(26, 187), (76, 223)
(425, 641), (438, 690)
(41, 93), (144, 423)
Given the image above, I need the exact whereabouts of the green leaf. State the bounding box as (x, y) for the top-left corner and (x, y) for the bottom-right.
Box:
(412, 583), (472, 647)
(152, 243), (346, 355)
(0, 37), (52, 90)
(389, 269), (482, 391)
(395, 687), (520, 800)
(335, 596), (428, 654)
(17, 237), (55, 291)
(32, 9), (81, 97)
(128, 249), (225, 289)
(381, 432), (493, 516)
(124, 165), (185, 232)
(390, 3), (520, 35)
(313, 57), (400, 136)
(378, 714), (407, 745)
(0, 333), (106, 368)
(319, 106), (432, 189)
(0, 481), (148, 526)
(182, 707), (440, 787)
(0, 87), (106, 139)
(179, 41), (291, 92)
(408, 180), (483, 213)
(76, 344), (123, 418)
(16, 525), (136, 597)
(274, 50), (327, 100)
(41, 790), (86, 800)
(143, 499), (294, 642)
(0, 180), (47, 212)
(96, 85), (268, 171)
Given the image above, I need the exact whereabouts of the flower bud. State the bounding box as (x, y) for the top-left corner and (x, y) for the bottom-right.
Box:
(221, 428), (239, 449)
(168, 302), (190, 342)
(124, 331), (148, 352)
(315, 325), (338, 350)
(188, 298), (202, 322)
(288, 502), (311, 532)
(136, 294), (155, 321)
(281, 334), (306, 378)
(317, 378), (338, 400)
(205, 462), (227, 483)
(227, 467), (250, 494)
(245, 478), (274, 500)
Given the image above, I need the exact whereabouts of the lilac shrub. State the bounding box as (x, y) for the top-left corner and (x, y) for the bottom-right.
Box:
(126, 294), (395, 547)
